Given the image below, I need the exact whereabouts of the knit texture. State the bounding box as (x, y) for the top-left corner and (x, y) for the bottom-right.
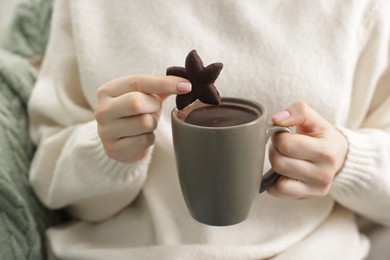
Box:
(26, 0), (389, 259)
(0, 48), (43, 260)
(0, 0), (65, 259)
(0, 0), (53, 60)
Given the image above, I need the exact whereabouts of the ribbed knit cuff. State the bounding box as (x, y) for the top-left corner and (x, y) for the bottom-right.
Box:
(73, 121), (153, 186)
(88, 133), (144, 180)
(33, 121), (154, 209)
(329, 127), (378, 198)
(69, 121), (152, 191)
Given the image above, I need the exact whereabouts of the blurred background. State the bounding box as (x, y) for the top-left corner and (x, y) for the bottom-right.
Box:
(0, 1), (17, 33)
(0, 1), (389, 259)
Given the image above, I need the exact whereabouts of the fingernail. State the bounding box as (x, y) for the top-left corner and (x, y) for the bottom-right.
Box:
(176, 82), (192, 93)
(272, 110), (290, 122)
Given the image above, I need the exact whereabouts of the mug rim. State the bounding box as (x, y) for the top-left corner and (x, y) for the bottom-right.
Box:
(171, 97), (266, 130)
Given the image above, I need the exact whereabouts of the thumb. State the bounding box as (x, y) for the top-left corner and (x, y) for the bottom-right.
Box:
(271, 101), (330, 136)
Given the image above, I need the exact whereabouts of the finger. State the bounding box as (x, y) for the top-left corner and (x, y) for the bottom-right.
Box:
(269, 145), (317, 183)
(272, 101), (330, 136)
(267, 176), (312, 199)
(268, 173), (332, 199)
(104, 133), (155, 163)
(98, 75), (192, 98)
(99, 114), (158, 140)
(271, 132), (323, 161)
(95, 92), (162, 123)
(113, 92), (163, 118)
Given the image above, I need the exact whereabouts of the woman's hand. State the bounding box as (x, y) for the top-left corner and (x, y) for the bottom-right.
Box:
(268, 101), (349, 199)
(95, 75), (191, 163)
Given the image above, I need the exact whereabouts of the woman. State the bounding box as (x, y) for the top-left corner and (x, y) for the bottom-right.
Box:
(29, 0), (390, 259)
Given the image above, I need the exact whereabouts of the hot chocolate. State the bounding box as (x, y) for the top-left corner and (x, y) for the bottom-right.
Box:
(185, 103), (260, 127)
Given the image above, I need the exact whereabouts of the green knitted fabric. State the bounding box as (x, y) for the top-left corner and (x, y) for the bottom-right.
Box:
(0, 0), (66, 259)
(1, 0), (53, 60)
(0, 49), (40, 260)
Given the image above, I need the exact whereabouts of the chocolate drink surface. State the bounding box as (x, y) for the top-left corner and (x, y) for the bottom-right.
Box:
(185, 104), (260, 127)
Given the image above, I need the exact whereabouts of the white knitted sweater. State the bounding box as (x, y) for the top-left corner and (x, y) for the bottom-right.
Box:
(28, 0), (390, 259)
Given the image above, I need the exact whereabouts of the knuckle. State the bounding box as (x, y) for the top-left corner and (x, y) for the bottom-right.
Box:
(292, 100), (313, 120)
(314, 171), (333, 190)
(144, 132), (156, 146)
(317, 144), (337, 165)
(103, 142), (119, 159)
(314, 185), (331, 197)
(94, 105), (109, 123)
(96, 83), (112, 99)
(128, 93), (144, 114)
(140, 114), (158, 131)
(293, 100), (309, 114)
(129, 134), (155, 159)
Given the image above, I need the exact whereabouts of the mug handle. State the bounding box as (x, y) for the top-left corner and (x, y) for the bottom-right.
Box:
(259, 125), (294, 193)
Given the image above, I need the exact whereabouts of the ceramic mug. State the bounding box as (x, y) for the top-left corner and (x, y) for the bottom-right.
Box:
(171, 97), (293, 226)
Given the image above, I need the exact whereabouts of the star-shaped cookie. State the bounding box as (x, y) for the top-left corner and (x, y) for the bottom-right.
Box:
(166, 50), (223, 110)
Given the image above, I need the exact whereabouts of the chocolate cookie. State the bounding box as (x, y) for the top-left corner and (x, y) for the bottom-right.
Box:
(167, 50), (223, 110)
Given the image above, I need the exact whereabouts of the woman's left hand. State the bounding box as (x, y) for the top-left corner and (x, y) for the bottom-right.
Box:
(268, 101), (349, 199)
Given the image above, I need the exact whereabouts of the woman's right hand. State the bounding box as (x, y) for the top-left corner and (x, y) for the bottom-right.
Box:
(95, 75), (191, 163)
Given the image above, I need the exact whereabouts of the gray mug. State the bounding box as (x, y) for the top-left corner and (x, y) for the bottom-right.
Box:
(171, 97), (292, 226)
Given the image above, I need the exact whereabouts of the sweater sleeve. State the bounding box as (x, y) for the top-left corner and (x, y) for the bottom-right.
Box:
(28, 0), (151, 222)
(329, 1), (390, 226)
